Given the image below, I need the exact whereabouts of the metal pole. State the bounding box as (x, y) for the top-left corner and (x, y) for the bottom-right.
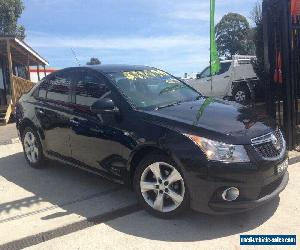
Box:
(43, 65), (47, 78)
(210, 0), (213, 95)
(262, 0), (272, 117)
(6, 40), (14, 105)
(280, 0), (294, 149)
(37, 65), (40, 81)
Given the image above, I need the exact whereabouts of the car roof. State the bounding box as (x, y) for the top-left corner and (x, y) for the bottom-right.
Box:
(84, 64), (152, 73)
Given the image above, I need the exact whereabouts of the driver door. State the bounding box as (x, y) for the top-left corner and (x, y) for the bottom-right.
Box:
(211, 62), (232, 97)
(189, 66), (212, 96)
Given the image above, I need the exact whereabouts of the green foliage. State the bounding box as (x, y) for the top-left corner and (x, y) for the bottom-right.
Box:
(216, 13), (255, 59)
(0, 0), (25, 39)
(86, 57), (101, 65)
(250, 2), (264, 81)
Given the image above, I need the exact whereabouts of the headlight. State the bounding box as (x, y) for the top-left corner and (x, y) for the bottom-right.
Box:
(184, 134), (250, 163)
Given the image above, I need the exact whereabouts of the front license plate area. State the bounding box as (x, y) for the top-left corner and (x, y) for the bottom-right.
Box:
(275, 159), (288, 175)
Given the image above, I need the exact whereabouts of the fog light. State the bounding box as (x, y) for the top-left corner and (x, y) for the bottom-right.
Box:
(221, 187), (239, 201)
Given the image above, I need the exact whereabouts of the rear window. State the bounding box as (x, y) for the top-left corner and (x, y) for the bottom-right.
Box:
(37, 79), (49, 99)
(36, 71), (72, 103)
(218, 62), (231, 75)
(237, 59), (251, 65)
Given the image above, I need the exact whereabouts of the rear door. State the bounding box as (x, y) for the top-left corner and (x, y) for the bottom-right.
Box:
(69, 69), (129, 179)
(35, 70), (74, 159)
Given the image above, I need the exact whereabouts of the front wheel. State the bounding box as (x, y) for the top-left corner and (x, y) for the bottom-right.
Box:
(133, 154), (189, 218)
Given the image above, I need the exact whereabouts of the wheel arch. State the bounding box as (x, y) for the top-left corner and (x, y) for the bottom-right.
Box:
(231, 80), (253, 100)
(232, 80), (250, 92)
(18, 118), (45, 146)
(19, 118), (36, 137)
(128, 145), (171, 186)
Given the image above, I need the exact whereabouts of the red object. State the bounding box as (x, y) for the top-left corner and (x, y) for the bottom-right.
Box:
(29, 68), (57, 73)
(274, 51), (283, 84)
(291, 0), (300, 16)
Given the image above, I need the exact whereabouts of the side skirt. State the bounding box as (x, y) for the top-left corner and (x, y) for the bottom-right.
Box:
(44, 151), (126, 185)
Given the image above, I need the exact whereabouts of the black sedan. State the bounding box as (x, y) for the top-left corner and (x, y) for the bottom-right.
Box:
(15, 65), (289, 218)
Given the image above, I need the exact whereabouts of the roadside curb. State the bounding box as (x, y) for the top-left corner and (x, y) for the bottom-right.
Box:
(289, 155), (300, 165)
(288, 151), (300, 165)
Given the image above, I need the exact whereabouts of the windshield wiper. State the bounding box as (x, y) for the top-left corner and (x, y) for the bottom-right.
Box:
(155, 100), (183, 110)
(159, 84), (187, 95)
(195, 95), (202, 100)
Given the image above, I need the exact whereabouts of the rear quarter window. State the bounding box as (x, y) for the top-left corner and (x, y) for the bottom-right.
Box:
(37, 80), (49, 99)
(34, 71), (72, 103)
(218, 62), (231, 75)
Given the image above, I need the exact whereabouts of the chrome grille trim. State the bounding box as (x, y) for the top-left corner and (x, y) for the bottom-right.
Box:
(251, 129), (286, 161)
(251, 132), (275, 145)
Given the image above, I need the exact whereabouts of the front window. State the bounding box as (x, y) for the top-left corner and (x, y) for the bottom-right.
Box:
(108, 68), (200, 110)
(200, 66), (211, 78)
(74, 70), (110, 107)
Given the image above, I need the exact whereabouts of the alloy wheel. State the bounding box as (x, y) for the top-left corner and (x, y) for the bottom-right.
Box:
(235, 90), (246, 102)
(140, 162), (185, 213)
(23, 131), (39, 164)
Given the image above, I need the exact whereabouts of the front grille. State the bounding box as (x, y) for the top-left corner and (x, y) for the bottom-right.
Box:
(251, 129), (286, 160)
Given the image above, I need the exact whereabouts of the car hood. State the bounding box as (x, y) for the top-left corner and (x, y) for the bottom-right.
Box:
(141, 97), (276, 145)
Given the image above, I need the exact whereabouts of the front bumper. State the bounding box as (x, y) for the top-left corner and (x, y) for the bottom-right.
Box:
(208, 171), (288, 213)
(188, 157), (289, 214)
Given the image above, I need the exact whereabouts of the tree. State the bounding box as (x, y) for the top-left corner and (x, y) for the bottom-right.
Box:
(216, 13), (255, 59)
(250, 2), (264, 82)
(86, 57), (101, 65)
(0, 0), (25, 39)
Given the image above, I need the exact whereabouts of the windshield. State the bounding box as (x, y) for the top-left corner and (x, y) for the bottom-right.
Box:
(107, 68), (200, 110)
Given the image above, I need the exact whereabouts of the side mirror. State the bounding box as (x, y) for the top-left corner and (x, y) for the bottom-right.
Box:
(90, 98), (119, 114)
(196, 73), (201, 79)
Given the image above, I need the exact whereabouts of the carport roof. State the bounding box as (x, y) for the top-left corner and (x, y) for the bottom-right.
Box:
(0, 36), (48, 66)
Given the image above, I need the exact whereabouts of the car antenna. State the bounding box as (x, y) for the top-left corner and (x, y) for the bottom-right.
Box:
(71, 48), (81, 66)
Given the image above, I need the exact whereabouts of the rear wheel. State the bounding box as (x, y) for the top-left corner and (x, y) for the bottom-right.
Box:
(233, 85), (251, 103)
(133, 154), (189, 218)
(22, 127), (45, 168)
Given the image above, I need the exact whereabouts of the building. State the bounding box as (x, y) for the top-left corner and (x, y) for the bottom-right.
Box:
(0, 36), (48, 125)
(29, 67), (57, 83)
(262, 0), (300, 150)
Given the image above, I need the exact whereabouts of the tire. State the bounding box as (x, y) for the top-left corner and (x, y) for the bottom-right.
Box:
(21, 126), (46, 169)
(233, 85), (251, 103)
(133, 153), (189, 218)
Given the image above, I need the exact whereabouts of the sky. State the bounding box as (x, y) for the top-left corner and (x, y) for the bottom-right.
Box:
(20, 0), (258, 76)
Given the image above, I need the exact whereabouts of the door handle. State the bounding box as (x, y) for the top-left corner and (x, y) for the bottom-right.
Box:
(70, 118), (80, 126)
(224, 75), (230, 78)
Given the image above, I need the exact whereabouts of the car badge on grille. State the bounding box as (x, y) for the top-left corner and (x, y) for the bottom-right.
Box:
(271, 133), (280, 150)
